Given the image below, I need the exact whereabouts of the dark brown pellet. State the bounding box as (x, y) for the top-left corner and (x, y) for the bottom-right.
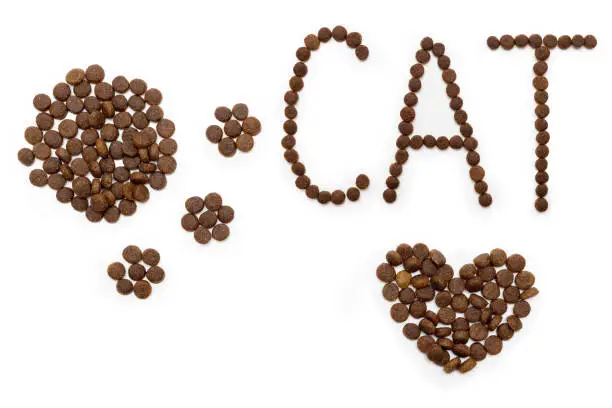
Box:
(133, 280), (152, 299)
(116, 279), (133, 295)
(142, 249), (160, 266)
(212, 224), (230, 241)
(146, 266), (165, 284)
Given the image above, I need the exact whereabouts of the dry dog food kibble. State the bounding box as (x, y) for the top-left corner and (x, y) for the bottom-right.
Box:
(377, 244), (538, 374)
(18, 65), (177, 223)
(282, 26), (370, 205)
(109, 245), (164, 299)
(206, 103), (261, 156)
(181, 193), (233, 244)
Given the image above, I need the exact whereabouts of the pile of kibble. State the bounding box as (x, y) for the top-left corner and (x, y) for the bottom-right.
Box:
(108, 245), (165, 299)
(282, 26), (371, 205)
(17, 64), (177, 223)
(487, 33), (597, 212)
(206, 104), (261, 157)
(376, 244), (538, 373)
(181, 193), (234, 244)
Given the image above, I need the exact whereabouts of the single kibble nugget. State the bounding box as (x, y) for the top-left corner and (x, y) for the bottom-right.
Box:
(232, 103), (249, 120)
(217, 206), (234, 223)
(116, 279), (133, 295)
(212, 224), (230, 241)
(218, 138), (236, 157)
(206, 125), (223, 143)
(215, 106), (232, 122)
(107, 262), (126, 280)
(204, 192), (223, 211)
(146, 266), (165, 284)
(185, 196), (205, 214)
(122, 245), (142, 264)
(242, 117), (261, 136)
(181, 213), (200, 231)
(128, 264), (146, 281)
(142, 248), (160, 266)
(194, 226), (212, 244)
(133, 280), (152, 299)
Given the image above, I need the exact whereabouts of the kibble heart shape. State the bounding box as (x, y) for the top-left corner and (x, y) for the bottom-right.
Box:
(376, 243), (538, 374)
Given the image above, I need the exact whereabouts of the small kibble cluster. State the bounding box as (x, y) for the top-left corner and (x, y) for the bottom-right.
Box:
(108, 246), (165, 299)
(181, 193), (234, 244)
(282, 26), (371, 205)
(206, 104), (261, 157)
(487, 34), (597, 212)
(384, 37), (492, 207)
(376, 244), (538, 373)
(18, 65), (177, 223)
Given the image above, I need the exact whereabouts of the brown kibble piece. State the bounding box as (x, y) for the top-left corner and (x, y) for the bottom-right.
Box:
(218, 138), (236, 157)
(116, 279), (133, 295)
(185, 196), (205, 214)
(242, 117), (261, 136)
(194, 226), (212, 244)
(212, 224), (230, 241)
(133, 280), (152, 299)
(128, 264), (146, 281)
(218, 206), (234, 223)
(85, 64), (105, 83)
(181, 213), (200, 231)
(122, 245), (142, 264)
(146, 266), (165, 284)
(107, 262), (126, 280)
(390, 303), (409, 323)
(236, 134), (254, 152)
(142, 249), (160, 267)
(507, 254), (526, 272)
(206, 125), (223, 143)
(484, 335), (503, 355)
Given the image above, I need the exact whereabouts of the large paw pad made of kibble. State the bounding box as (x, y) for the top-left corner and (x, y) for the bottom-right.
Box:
(18, 65), (176, 223)
(376, 244), (538, 373)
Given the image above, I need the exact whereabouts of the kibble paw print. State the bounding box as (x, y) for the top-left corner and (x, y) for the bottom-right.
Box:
(181, 193), (234, 244)
(377, 244), (538, 373)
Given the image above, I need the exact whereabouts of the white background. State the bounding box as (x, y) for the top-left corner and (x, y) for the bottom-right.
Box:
(1, 0), (610, 406)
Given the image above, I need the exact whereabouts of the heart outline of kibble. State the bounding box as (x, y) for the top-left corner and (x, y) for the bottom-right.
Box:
(376, 243), (538, 374)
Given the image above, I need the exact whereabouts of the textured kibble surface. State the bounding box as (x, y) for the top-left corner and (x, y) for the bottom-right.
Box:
(109, 245), (164, 299)
(182, 193), (233, 245)
(377, 244), (538, 374)
(19, 65), (176, 223)
(385, 37), (492, 207)
(487, 34), (597, 212)
(282, 26), (370, 205)
(206, 103), (261, 156)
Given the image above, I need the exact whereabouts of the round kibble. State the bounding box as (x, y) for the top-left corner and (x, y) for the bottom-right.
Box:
(204, 193), (222, 211)
(128, 264), (146, 281)
(194, 226), (212, 244)
(242, 117), (261, 136)
(219, 138), (237, 157)
(133, 280), (152, 299)
(206, 125), (223, 143)
(116, 279), (133, 295)
(142, 249), (160, 267)
(146, 266), (165, 283)
(181, 213), (200, 231)
(185, 196), (205, 214)
(107, 262), (126, 280)
(218, 206), (234, 223)
(212, 224), (230, 241)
